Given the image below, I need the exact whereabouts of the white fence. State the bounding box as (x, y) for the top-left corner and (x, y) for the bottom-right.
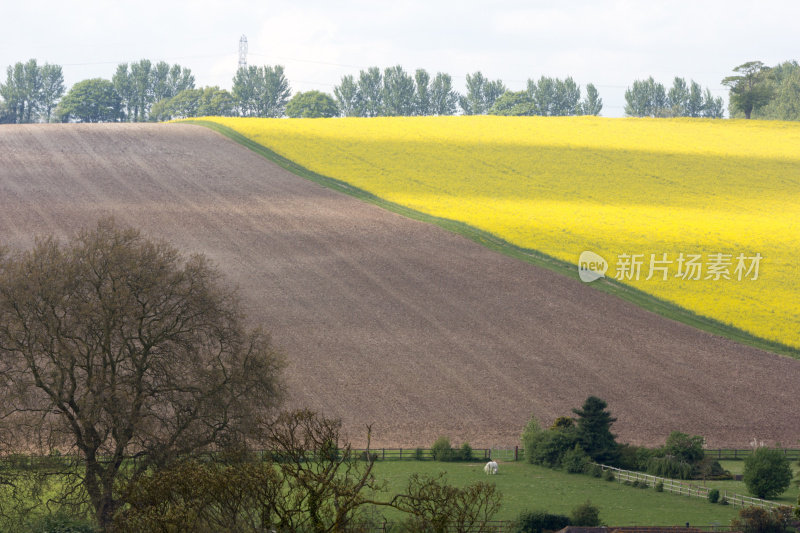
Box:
(598, 464), (789, 510)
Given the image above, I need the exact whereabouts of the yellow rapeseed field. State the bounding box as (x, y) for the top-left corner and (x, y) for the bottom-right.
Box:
(202, 116), (800, 349)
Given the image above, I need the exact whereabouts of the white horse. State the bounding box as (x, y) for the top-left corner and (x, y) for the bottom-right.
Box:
(483, 460), (498, 475)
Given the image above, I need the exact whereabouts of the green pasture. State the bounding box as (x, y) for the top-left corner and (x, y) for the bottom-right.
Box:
(3, 457), (796, 529)
(369, 461), (742, 526)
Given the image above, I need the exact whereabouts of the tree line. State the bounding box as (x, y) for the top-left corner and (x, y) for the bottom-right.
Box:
(0, 58), (604, 122)
(0, 59), (65, 123)
(3, 57), (800, 122)
(621, 60), (800, 120)
(333, 66), (603, 117)
(624, 76), (724, 118)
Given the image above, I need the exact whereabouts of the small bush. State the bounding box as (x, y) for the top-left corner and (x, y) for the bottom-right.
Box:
(570, 500), (601, 527)
(720, 495), (728, 505)
(513, 510), (570, 533)
(707, 488), (720, 503)
(615, 443), (655, 471)
(655, 481), (664, 492)
(630, 480), (640, 488)
(358, 451), (378, 462)
(431, 436), (454, 462)
(646, 455), (693, 479)
(458, 442), (473, 462)
(562, 444), (590, 474)
(603, 469), (615, 482)
(29, 512), (98, 533)
(525, 427), (580, 468)
(731, 506), (793, 533)
(588, 464), (603, 478)
(663, 431), (705, 464)
(414, 447), (425, 461)
(696, 456), (732, 480)
(521, 415), (543, 464)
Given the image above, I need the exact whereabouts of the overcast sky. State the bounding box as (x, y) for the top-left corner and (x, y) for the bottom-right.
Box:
(1, 0), (798, 117)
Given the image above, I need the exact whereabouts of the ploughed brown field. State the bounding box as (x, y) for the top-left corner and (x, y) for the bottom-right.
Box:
(1, 123), (797, 449)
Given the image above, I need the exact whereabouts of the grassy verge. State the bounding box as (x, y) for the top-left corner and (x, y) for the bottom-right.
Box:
(180, 119), (799, 359)
(369, 461), (740, 526)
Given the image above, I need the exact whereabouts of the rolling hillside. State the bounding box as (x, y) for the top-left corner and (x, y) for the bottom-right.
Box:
(201, 116), (800, 351)
(1, 122), (798, 448)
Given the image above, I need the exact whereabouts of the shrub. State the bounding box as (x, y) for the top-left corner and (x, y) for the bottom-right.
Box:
(720, 495), (728, 505)
(29, 512), (98, 533)
(562, 444), (591, 474)
(603, 469), (615, 482)
(414, 447), (425, 461)
(615, 443), (654, 470)
(708, 488), (720, 503)
(663, 431), (705, 464)
(588, 464), (603, 478)
(395, 473), (502, 533)
(521, 415), (543, 464)
(525, 427), (580, 468)
(513, 510), (570, 533)
(695, 456), (732, 480)
(646, 455), (693, 479)
(358, 451), (378, 462)
(570, 500), (601, 527)
(655, 481), (664, 492)
(431, 436), (454, 462)
(458, 442), (473, 462)
(743, 447), (793, 499)
(731, 506), (793, 533)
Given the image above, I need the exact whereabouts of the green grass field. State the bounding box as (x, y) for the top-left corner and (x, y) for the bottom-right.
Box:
(3, 458), (794, 528)
(369, 461), (742, 526)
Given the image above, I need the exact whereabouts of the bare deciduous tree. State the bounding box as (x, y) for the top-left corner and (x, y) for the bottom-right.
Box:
(390, 472), (502, 533)
(114, 409), (502, 533)
(116, 409), (384, 533)
(0, 219), (284, 530)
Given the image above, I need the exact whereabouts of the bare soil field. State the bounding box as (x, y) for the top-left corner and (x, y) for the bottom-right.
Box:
(1, 123), (797, 448)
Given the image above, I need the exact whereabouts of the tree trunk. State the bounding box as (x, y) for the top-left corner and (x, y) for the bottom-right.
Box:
(85, 457), (117, 531)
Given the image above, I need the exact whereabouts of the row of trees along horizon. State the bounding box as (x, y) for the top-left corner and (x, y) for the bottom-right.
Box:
(1, 59), (797, 123)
